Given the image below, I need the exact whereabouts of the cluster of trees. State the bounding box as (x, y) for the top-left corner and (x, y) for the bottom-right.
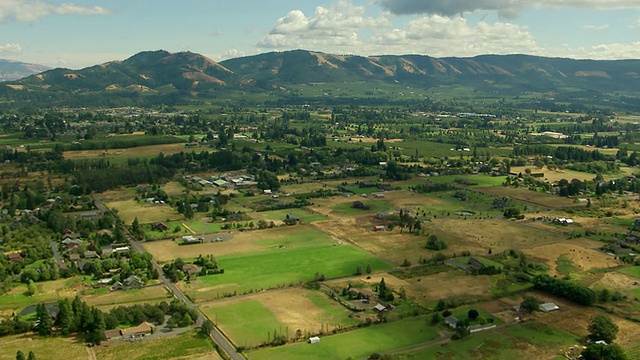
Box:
(411, 183), (457, 194)
(425, 235), (448, 251)
(533, 274), (596, 306)
(38, 297), (105, 344)
(376, 278), (394, 302)
(162, 256), (223, 283)
(105, 300), (197, 330)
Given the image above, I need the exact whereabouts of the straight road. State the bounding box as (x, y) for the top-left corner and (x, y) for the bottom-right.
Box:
(93, 195), (245, 360)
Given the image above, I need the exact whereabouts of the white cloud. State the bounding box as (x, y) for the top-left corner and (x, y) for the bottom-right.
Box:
(370, 15), (539, 56)
(222, 49), (245, 59)
(0, 43), (22, 55)
(0, 0), (110, 23)
(378, 0), (640, 17)
(561, 42), (640, 60)
(258, 0), (390, 50)
(583, 25), (609, 30)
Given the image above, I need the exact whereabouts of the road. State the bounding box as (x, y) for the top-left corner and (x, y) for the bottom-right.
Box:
(93, 195), (245, 360)
(49, 240), (68, 270)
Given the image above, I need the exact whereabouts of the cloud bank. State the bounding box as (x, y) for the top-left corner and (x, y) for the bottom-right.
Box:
(0, 0), (109, 23)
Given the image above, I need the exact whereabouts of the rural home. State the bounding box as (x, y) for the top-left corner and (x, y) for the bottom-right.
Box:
(119, 322), (155, 340)
(4, 251), (24, 263)
(467, 257), (486, 272)
(124, 275), (144, 289)
(445, 316), (459, 329)
(308, 336), (320, 344)
(539, 302), (560, 312)
(153, 222), (169, 231)
(110, 281), (125, 291)
(374, 304), (387, 312)
(373, 225), (386, 232)
(183, 264), (201, 277)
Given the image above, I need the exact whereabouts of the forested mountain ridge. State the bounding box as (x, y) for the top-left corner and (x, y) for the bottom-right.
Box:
(1, 49), (639, 107)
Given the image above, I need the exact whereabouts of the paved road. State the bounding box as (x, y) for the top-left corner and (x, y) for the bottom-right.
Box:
(93, 195), (245, 360)
(49, 240), (68, 270)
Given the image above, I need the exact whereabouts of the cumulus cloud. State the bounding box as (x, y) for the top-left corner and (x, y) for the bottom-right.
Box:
(0, 43), (22, 55)
(371, 15), (539, 56)
(258, 0), (390, 49)
(0, 0), (110, 23)
(378, 0), (640, 18)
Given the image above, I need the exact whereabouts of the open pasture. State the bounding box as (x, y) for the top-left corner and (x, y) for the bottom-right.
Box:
(0, 277), (85, 313)
(201, 288), (359, 348)
(95, 330), (220, 360)
(177, 228), (392, 301)
(144, 225), (332, 262)
(83, 285), (172, 309)
(405, 321), (576, 360)
(105, 199), (182, 224)
(510, 166), (599, 183)
(405, 270), (495, 305)
(63, 142), (192, 162)
(0, 335), (88, 360)
(252, 208), (327, 224)
(521, 242), (620, 276)
(247, 316), (439, 360)
(279, 182), (330, 194)
(479, 186), (580, 209)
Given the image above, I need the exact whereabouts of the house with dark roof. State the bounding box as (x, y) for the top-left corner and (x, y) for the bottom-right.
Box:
(445, 316), (459, 329)
(124, 275), (143, 289)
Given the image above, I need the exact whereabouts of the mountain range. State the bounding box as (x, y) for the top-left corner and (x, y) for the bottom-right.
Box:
(1, 49), (639, 106)
(0, 60), (50, 82)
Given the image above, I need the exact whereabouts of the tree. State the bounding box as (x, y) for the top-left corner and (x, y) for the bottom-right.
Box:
(467, 309), (479, 320)
(200, 319), (214, 336)
(16, 351), (25, 360)
(34, 303), (52, 336)
(588, 315), (619, 344)
(27, 352), (36, 360)
(27, 281), (37, 296)
(425, 235), (447, 250)
(366, 264), (372, 274)
(356, 265), (363, 275)
(581, 343), (627, 360)
(520, 296), (540, 314)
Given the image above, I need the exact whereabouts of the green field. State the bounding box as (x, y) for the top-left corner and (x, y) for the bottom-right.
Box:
(94, 330), (219, 360)
(248, 316), (439, 360)
(203, 300), (279, 348)
(187, 242), (392, 298)
(403, 322), (577, 359)
(618, 266), (640, 279)
(0, 277), (84, 312)
(252, 209), (327, 223)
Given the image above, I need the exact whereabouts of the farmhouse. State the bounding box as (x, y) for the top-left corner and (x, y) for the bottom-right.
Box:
(4, 251), (24, 263)
(445, 316), (459, 329)
(183, 263), (201, 276)
(374, 303), (387, 312)
(213, 179), (228, 187)
(75, 211), (100, 222)
(539, 302), (560, 312)
(124, 275), (144, 289)
(373, 225), (386, 232)
(467, 257), (486, 272)
(83, 250), (99, 259)
(153, 222), (169, 231)
(308, 336), (320, 344)
(182, 235), (204, 245)
(120, 322), (155, 340)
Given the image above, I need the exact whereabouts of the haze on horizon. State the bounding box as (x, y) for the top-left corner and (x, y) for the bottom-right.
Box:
(1, 0), (639, 69)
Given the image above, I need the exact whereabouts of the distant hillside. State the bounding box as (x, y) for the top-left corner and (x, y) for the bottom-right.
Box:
(0, 60), (50, 81)
(2, 49), (640, 107)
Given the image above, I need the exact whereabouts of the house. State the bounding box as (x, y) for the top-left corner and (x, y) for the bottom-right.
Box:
(124, 275), (144, 289)
(308, 336), (320, 344)
(84, 251), (99, 259)
(182, 236), (203, 245)
(445, 316), (459, 329)
(75, 211), (100, 222)
(374, 303), (387, 312)
(4, 251), (24, 263)
(69, 253), (80, 262)
(120, 322), (155, 340)
(539, 302), (560, 312)
(98, 278), (113, 285)
(373, 225), (386, 232)
(373, 193), (385, 198)
(153, 222), (169, 231)
(183, 264), (201, 277)
(467, 257), (486, 272)
(213, 179), (228, 187)
(286, 213), (299, 222)
(110, 281), (125, 291)
(263, 189), (272, 195)
(104, 328), (122, 340)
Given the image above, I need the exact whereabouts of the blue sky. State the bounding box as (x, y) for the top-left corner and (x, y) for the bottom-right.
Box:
(1, 0), (639, 69)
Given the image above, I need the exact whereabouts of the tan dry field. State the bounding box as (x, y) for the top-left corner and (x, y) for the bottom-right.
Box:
(84, 285), (172, 309)
(405, 271), (494, 304)
(62, 143), (194, 161)
(521, 241), (620, 276)
(533, 295), (640, 350)
(0, 335), (89, 360)
(324, 273), (410, 292)
(429, 218), (567, 252)
(510, 166), (597, 183)
(479, 186), (578, 208)
(143, 226), (304, 262)
(162, 181), (188, 196)
(105, 199), (182, 224)
(279, 182), (329, 194)
(349, 137), (404, 143)
(587, 272), (639, 291)
(202, 288), (350, 336)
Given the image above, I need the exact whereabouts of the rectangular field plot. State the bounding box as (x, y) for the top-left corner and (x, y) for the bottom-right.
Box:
(252, 209), (327, 224)
(201, 289), (359, 348)
(183, 244), (392, 301)
(405, 322), (576, 360)
(83, 285), (172, 309)
(105, 199), (183, 224)
(94, 330), (220, 360)
(0, 277), (84, 313)
(247, 316), (439, 360)
(0, 335), (88, 360)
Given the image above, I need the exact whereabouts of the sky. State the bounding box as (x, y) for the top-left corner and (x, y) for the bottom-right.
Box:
(1, 0), (640, 69)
